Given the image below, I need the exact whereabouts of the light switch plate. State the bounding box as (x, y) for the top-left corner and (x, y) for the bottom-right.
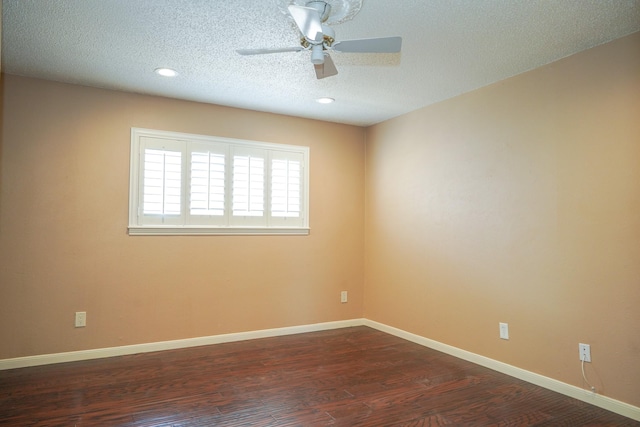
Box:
(499, 322), (509, 340)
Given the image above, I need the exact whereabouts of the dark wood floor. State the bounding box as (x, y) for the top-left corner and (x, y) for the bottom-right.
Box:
(0, 327), (637, 426)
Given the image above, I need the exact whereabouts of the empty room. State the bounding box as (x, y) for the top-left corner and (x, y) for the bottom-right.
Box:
(1, 0), (639, 425)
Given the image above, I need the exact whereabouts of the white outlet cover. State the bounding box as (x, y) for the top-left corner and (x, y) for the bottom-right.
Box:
(579, 343), (591, 362)
(75, 311), (87, 328)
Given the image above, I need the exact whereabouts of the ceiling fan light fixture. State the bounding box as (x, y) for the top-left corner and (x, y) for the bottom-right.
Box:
(316, 97), (335, 104)
(154, 67), (178, 77)
(310, 45), (325, 64)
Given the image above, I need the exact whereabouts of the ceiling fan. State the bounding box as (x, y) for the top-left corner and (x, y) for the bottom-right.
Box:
(236, 0), (402, 79)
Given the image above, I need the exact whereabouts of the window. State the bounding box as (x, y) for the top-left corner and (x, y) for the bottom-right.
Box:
(129, 128), (309, 235)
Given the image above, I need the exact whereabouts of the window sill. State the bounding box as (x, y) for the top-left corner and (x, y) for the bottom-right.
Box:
(128, 226), (310, 236)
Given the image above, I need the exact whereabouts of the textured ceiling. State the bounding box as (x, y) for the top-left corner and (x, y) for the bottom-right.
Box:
(2, 0), (639, 126)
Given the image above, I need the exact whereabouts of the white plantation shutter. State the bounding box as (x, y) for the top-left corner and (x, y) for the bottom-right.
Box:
(232, 147), (266, 226)
(129, 128), (309, 234)
(270, 151), (304, 227)
(143, 149), (182, 215)
(190, 152), (225, 215)
(139, 137), (185, 225)
(188, 142), (228, 225)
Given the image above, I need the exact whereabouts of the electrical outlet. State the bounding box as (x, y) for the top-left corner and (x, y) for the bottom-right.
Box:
(340, 291), (348, 303)
(579, 343), (591, 362)
(75, 311), (86, 328)
(499, 322), (509, 340)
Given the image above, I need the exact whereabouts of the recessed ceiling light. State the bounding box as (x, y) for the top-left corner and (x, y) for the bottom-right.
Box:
(154, 68), (178, 77)
(316, 97), (335, 104)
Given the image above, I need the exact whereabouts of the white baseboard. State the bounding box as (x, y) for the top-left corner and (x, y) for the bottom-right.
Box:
(0, 318), (364, 371)
(1, 318), (637, 421)
(363, 319), (640, 422)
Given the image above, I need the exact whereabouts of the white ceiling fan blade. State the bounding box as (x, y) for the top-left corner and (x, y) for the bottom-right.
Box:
(333, 36), (402, 53)
(288, 5), (324, 43)
(236, 47), (304, 55)
(314, 53), (338, 79)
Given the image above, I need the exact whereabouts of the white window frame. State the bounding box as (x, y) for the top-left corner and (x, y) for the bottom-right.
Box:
(129, 128), (310, 235)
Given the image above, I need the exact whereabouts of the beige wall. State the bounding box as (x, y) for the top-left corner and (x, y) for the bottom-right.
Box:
(1, 31), (639, 409)
(0, 75), (365, 358)
(364, 32), (640, 406)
